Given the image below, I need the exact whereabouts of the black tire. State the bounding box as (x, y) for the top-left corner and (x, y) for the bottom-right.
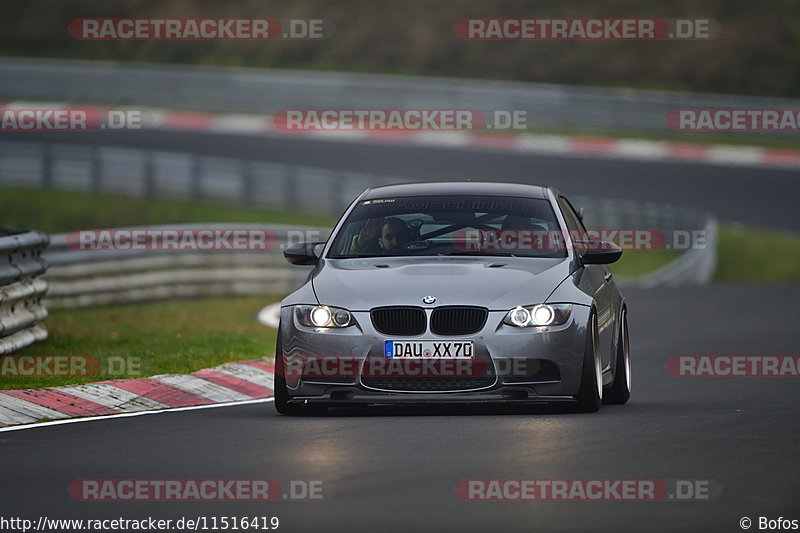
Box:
(273, 328), (303, 415)
(604, 308), (631, 405)
(575, 312), (602, 413)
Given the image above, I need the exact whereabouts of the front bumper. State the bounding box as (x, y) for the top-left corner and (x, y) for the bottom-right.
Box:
(278, 304), (591, 405)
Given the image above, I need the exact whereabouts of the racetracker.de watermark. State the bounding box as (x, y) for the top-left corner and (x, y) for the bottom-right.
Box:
(66, 229), (326, 252)
(455, 479), (719, 501)
(68, 18), (333, 40)
(0, 107), (143, 131)
(273, 109), (528, 131)
(455, 18), (719, 40)
(0, 355), (142, 377)
(68, 479), (323, 501)
(667, 109), (800, 131)
(281, 356), (498, 379)
(666, 355), (800, 377)
(452, 228), (708, 251)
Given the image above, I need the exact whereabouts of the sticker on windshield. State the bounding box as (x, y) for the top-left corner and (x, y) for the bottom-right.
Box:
(361, 199), (396, 205)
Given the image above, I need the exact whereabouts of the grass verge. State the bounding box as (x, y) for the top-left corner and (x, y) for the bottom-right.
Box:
(716, 226), (800, 281)
(3, 296), (279, 390)
(610, 250), (681, 278)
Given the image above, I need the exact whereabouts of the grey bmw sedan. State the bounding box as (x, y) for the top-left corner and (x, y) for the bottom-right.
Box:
(275, 182), (631, 414)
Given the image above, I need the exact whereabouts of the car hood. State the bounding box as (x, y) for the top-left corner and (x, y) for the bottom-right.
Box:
(312, 256), (571, 311)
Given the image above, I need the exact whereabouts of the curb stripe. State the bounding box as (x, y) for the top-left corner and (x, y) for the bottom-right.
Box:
(0, 359), (278, 428)
(211, 114), (268, 134)
(239, 360), (276, 373)
(192, 369), (271, 398)
(54, 383), (169, 412)
(364, 130), (416, 141)
(0, 398), (273, 434)
(213, 363), (275, 391)
(570, 137), (618, 154)
(763, 149), (800, 166)
(150, 374), (253, 403)
(108, 378), (215, 407)
(469, 133), (518, 148)
(413, 131), (472, 146)
(114, 105), (800, 170)
(1, 388), (118, 417)
(614, 139), (670, 160)
(0, 405), (41, 425)
(514, 134), (571, 154)
(0, 393), (68, 421)
(668, 143), (712, 161)
(162, 111), (214, 130)
(708, 145), (764, 165)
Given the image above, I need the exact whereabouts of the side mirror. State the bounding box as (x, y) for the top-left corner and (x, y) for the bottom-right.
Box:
(581, 241), (622, 265)
(284, 241), (324, 265)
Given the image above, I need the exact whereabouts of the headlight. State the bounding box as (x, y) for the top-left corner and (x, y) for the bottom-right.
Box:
(503, 304), (572, 327)
(295, 305), (355, 328)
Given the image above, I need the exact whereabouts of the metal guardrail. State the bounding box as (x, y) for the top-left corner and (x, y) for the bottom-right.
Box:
(44, 224), (327, 308)
(616, 217), (718, 288)
(0, 230), (49, 354)
(1, 57), (798, 134)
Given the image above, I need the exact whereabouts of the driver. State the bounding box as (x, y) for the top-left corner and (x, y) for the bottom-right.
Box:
(349, 217), (383, 255)
(379, 217), (410, 254)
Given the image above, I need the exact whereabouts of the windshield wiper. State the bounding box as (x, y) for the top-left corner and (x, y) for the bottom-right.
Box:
(436, 251), (518, 257)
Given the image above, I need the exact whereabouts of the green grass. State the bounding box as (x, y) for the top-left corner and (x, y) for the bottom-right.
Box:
(3, 296), (279, 390)
(716, 226), (800, 281)
(0, 187), (337, 234)
(611, 226), (800, 281)
(610, 250), (681, 278)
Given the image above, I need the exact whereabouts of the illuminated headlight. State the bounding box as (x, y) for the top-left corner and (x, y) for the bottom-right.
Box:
(508, 306), (531, 327)
(295, 305), (354, 328)
(503, 304), (572, 327)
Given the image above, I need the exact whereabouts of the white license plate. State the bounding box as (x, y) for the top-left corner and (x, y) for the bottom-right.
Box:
(384, 340), (473, 359)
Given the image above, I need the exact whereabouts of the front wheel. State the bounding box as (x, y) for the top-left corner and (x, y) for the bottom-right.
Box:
(575, 312), (603, 413)
(273, 328), (303, 415)
(604, 308), (631, 405)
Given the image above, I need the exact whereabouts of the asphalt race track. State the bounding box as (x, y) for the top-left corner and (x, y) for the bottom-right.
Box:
(2, 133), (799, 532)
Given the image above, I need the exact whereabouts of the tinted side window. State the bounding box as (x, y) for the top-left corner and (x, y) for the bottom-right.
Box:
(558, 197), (585, 234)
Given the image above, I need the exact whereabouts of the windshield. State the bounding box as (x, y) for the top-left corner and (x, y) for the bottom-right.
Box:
(327, 194), (567, 258)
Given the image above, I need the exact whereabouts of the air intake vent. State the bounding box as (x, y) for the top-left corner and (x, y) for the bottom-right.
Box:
(370, 306), (426, 336)
(430, 306), (488, 336)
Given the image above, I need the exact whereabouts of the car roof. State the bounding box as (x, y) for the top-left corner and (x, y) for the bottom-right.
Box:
(360, 181), (550, 200)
